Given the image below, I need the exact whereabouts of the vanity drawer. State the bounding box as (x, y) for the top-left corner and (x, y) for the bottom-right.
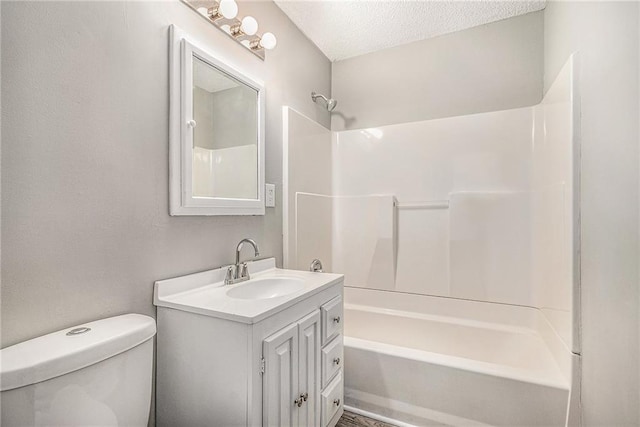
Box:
(321, 296), (343, 344)
(321, 335), (343, 388)
(321, 370), (343, 427)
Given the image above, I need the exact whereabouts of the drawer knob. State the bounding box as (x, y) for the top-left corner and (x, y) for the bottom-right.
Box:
(333, 398), (341, 407)
(333, 357), (340, 365)
(333, 316), (341, 323)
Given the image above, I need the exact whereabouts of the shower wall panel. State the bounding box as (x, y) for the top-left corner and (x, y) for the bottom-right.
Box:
(284, 60), (576, 345)
(332, 195), (397, 289)
(449, 191), (531, 306)
(531, 58), (576, 351)
(332, 109), (533, 200)
(283, 107), (332, 270)
(295, 193), (333, 272)
(395, 207), (449, 296)
(332, 107), (535, 306)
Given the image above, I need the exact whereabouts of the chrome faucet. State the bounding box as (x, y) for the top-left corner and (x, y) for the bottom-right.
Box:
(225, 238), (260, 285)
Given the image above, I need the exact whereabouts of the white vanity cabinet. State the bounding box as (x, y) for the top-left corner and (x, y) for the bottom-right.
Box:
(154, 259), (343, 427)
(262, 296), (344, 427)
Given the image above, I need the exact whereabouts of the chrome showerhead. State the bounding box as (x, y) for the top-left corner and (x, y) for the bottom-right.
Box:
(311, 91), (338, 112)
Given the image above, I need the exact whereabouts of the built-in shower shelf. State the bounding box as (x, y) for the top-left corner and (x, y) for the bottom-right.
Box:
(394, 201), (449, 210)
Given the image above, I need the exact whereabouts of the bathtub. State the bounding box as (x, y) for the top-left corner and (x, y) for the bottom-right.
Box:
(343, 288), (571, 427)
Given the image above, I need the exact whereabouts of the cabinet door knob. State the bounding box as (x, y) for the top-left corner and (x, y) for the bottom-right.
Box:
(294, 393), (308, 407)
(333, 357), (340, 365)
(333, 316), (341, 323)
(333, 398), (341, 407)
(187, 119), (197, 128)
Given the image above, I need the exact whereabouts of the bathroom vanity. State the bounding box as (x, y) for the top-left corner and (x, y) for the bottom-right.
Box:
(154, 258), (344, 427)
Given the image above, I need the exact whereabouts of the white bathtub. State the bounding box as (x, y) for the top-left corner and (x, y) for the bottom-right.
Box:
(343, 288), (571, 427)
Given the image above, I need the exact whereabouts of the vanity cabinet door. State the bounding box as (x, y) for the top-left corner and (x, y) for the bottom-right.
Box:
(263, 323), (299, 427)
(263, 310), (322, 427)
(298, 311), (321, 427)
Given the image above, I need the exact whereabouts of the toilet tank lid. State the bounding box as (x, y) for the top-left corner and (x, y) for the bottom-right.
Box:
(0, 314), (156, 392)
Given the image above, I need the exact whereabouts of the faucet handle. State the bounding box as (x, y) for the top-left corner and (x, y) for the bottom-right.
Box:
(310, 259), (323, 273)
(240, 262), (250, 280)
(224, 266), (235, 285)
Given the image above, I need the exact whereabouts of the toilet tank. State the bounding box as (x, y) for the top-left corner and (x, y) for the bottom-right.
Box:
(1, 314), (156, 427)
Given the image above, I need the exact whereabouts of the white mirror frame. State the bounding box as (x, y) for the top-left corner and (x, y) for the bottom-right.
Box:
(169, 25), (266, 216)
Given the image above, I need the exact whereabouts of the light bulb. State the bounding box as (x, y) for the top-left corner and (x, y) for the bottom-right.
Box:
(240, 16), (258, 36)
(196, 7), (208, 16)
(218, 0), (238, 19)
(260, 32), (277, 50)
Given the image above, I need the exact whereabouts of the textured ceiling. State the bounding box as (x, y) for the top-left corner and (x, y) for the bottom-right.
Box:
(274, 0), (545, 61)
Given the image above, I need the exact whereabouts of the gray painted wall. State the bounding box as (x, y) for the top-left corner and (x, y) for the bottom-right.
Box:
(330, 11), (544, 131)
(544, 1), (640, 425)
(1, 0), (331, 348)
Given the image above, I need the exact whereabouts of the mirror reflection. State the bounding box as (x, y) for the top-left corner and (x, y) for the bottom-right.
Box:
(191, 55), (258, 199)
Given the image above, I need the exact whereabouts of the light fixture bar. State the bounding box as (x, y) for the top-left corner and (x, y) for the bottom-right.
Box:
(184, 0), (277, 60)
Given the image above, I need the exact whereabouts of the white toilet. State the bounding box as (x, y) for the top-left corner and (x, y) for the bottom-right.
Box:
(1, 314), (156, 426)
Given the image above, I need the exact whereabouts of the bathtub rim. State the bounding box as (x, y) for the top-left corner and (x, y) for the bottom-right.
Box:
(344, 287), (573, 383)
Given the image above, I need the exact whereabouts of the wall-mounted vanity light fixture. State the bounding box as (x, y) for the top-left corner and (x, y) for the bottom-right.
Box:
(183, 0), (277, 60)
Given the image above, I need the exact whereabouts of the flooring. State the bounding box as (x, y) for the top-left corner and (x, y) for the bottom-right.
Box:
(336, 410), (397, 427)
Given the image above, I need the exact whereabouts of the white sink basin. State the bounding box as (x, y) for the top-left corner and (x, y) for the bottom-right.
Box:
(154, 258), (344, 323)
(226, 277), (304, 300)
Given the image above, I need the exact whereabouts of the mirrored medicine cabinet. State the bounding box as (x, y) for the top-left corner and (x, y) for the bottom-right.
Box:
(169, 25), (265, 215)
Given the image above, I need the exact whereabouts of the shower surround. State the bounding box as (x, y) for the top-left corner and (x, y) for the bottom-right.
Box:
(283, 57), (578, 426)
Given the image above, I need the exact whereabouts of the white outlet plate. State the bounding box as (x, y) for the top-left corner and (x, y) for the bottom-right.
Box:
(265, 183), (276, 207)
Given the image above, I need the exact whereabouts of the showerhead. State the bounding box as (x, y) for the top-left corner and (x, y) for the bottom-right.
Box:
(311, 91), (338, 112)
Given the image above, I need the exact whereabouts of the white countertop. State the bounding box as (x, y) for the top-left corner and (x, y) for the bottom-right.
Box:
(154, 258), (343, 324)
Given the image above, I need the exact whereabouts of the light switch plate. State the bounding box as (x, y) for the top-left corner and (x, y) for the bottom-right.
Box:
(265, 184), (276, 207)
